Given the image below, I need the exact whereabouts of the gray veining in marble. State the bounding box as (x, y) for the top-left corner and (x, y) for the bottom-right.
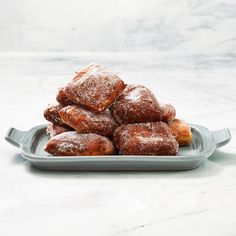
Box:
(0, 0), (236, 53)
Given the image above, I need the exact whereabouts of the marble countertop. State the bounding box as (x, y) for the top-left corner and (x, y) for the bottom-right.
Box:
(0, 52), (236, 236)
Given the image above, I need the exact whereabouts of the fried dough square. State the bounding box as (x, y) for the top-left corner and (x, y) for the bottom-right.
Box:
(59, 105), (118, 137)
(110, 84), (163, 125)
(45, 132), (116, 156)
(169, 119), (192, 146)
(113, 122), (179, 155)
(64, 65), (126, 113)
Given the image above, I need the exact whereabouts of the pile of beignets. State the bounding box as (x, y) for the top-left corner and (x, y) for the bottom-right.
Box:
(44, 64), (192, 156)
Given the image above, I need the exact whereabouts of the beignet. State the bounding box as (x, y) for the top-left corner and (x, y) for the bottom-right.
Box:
(56, 65), (106, 106)
(59, 105), (118, 137)
(46, 123), (73, 138)
(43, 104), (69, 128)
(110, 84), (163, 125)
(56, 87), (73, 106)
(113, 122), (178, 155)
(45, 132), (116, 156)
(159, 103), (176, 124)
(64, 65), (126, 113)
(169, 119), (192, 146)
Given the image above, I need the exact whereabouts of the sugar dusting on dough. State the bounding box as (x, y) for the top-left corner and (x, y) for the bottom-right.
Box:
(46, 123), (71, 138)
(137, 136), (164, 143)
(57, 142), (79, 153)
(60, 105), (118, 136)
(125, 87), (143, 101)
(44, 104), (68, 127)
(64, 64), (125, 112)
(114, 122), (179, 155)
(45, 131), (115, 156)
(159, 103), (176, 124)
(110, 84), (162, 125)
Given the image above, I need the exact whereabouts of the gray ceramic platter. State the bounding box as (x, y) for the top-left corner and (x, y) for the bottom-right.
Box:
(5, 124), (231, 171)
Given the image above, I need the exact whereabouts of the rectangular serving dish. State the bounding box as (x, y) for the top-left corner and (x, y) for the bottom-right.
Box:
(5, 124), (231, 171)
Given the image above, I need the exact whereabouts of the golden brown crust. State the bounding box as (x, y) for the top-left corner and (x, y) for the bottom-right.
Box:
(56, 87), (74, 106)
(43, 104), (70, 128)
(64, 65), (126, 113)
(72, 64), (107, 82)
(46, 123), (73, 138)
(45, 132), (116, 156)
(56, 65), (106, 106)
(59, 105), (118, 137)
(113, 122), (178, 155)
(110, 84), (163, 125)
(169, 119), (192, 146)
(159, 103), (176, 124)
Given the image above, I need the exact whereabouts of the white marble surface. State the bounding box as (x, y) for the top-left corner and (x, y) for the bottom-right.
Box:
(0, 52), (236, 236)
(1, 0), (236, 53)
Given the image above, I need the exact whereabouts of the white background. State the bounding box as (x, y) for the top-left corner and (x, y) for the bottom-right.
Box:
(0, 0), (236, 53)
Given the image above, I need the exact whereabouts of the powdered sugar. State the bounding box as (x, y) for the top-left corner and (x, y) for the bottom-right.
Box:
(110, 84), (162, 125)
(59, 105), (118, 137)
(137, 136), (164, 143)
(64, 64), (126, 112)
(57, 142), (79, 152)
(159, 103), (176, 124)
(113, 122), (179, 155)
(125, 89), (141, 101)
(44, 104), (69, 127)
(45, 131), (116, 156)
(46, 123), (72, 138)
